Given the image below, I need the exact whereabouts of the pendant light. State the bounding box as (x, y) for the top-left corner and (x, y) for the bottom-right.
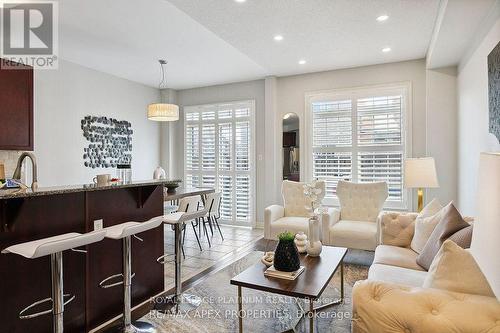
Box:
(147, 60), (179, 121)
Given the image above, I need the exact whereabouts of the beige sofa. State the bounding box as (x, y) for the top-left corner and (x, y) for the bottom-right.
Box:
(352, 211), (500, 332)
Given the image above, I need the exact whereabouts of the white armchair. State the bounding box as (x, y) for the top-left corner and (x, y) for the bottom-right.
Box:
(322, 180), (388, 251)
(265, 180), (336, 240)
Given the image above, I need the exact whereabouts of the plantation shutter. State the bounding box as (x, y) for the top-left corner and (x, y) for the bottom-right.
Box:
(308, 86), (408, 209)
(356, 95), (404, 202)
(184, 101), (254, 225)
(312, 100), (353, 198)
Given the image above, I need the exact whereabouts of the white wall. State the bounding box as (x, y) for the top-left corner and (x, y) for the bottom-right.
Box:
(171, 80), (266, 221)
(426, 66), (458, 205)
(0, 59), (161, 187)
(275, 59), (428, 210)
(457, 18), (500, 216)
(159, 88), (179, 178)
(171, 59), (436, 219)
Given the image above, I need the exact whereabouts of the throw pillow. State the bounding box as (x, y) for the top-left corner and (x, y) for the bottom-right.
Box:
(449, 224), (473, 249)
(423, 240), (495, 297)
(410, 198), (443, 254)
(416, 203), (470, 270)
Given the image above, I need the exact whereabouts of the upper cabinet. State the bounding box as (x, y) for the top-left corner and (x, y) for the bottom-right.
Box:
(0, 60), (33, 150)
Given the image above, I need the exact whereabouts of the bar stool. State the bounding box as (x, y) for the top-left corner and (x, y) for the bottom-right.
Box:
(1, 231), (107, 333)
(178, 196), (209, 251)
(100, 216), (164, 333)
(155, 204), (208, 314)
(201, 192), (224, 241)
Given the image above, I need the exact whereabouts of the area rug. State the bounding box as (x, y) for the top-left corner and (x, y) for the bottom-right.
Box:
(143, 251), (369, 333)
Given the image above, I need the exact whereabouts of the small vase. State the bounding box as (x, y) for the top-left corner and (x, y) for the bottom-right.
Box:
(306, 216), (322, 257)
(306, 240), (323, 257)
(294, 232), (308, 254)
(274, 239), (301, 272)
(153, 166), (166, 180)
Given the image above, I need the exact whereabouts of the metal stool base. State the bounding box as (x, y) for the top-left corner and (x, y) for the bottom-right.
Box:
(107, 321), (156, 333)
(154, 293), (201, 314)
(132, 321), (157, 333)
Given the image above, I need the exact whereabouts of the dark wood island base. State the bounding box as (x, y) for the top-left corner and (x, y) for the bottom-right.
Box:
(0, 181), (168, 333)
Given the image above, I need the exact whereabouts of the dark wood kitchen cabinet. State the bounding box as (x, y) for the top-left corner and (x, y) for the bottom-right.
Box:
(0, 184), (165, 333)
(0, 59), (34, 150)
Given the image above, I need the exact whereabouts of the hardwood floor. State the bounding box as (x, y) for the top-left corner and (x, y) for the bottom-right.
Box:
(163, 223), (264, 291)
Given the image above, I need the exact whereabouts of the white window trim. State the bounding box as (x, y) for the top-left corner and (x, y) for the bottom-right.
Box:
(304, 82), (413, 211)
(183, 100), (256, 226)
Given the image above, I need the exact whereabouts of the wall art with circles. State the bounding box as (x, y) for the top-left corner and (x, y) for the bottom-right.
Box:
(81, 116), (132, 169)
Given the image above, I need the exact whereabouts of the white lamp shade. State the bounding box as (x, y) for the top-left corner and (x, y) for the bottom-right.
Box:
(471, 152), (500, 298)
(147, 103), (179, 121)
(403, 157), (439, 188)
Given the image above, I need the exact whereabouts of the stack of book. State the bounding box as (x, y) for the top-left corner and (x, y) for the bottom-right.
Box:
(264, 265), (305, 280)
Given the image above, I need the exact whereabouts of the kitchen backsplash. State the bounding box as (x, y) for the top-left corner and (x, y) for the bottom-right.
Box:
(0, 151), (23, 179)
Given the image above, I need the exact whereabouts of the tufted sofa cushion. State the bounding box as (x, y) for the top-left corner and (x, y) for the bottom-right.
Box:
(373, 245), (425, 271)
(380, 211), (419, 247)
(282, 180), (325, 217)
(337, 180), (388, 222)
(352, 280), (500, 333)
(368, 263), (427, 287)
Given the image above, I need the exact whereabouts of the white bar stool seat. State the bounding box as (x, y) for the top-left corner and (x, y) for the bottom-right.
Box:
(103, 217), (163, 240)
(100, 216), (163, 333)
(2, 231), (106, 333)
(2, 232), (105, 259)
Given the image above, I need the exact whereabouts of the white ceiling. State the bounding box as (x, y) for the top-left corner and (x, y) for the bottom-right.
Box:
(55, 0), (494, 90)
(426, 0), (498, 69)
(167, 0), (440, 77)
(58, 0), (267, 89)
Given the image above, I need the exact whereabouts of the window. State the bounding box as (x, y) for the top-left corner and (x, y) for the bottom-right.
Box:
(184, 100), (255, 225)
(306, 84), (411, 209)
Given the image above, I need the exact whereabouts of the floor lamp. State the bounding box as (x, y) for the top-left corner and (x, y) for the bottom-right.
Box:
(404, 157), (439, 212)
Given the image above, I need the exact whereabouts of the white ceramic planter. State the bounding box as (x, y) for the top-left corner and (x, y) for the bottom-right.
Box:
(306, 216), (322, 257)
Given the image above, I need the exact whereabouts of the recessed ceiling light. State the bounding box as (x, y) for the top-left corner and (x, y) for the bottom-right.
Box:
(234, 0), (246, 3)
(298, 60), (307, 65)
(376, 15), (389, 22)
(382, 47), (391, 53)
(274, 35), (284, 41)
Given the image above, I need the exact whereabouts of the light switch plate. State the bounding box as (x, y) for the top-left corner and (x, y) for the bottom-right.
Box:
(94, 219), (103, 231)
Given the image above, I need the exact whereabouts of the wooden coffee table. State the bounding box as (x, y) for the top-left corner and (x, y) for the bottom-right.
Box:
(230, 246), (348, 333)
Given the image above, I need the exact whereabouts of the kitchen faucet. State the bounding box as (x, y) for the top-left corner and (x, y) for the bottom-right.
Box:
(12, 152), (38, 189)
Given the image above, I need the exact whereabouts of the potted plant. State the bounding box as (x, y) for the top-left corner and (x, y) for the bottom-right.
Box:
(273, 231), (301, 272)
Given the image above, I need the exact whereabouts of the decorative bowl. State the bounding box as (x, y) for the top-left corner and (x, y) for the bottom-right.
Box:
(165, 180), (182, 193)
(261, 251), (274, 267)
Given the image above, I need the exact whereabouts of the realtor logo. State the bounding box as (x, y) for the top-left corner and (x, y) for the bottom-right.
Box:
(1, 1), (58, 69)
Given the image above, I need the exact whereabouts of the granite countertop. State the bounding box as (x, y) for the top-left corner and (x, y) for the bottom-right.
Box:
(0, 179), (174, 199)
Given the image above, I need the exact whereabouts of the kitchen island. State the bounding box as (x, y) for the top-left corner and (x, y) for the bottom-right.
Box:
(0, 180), (211, 333)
